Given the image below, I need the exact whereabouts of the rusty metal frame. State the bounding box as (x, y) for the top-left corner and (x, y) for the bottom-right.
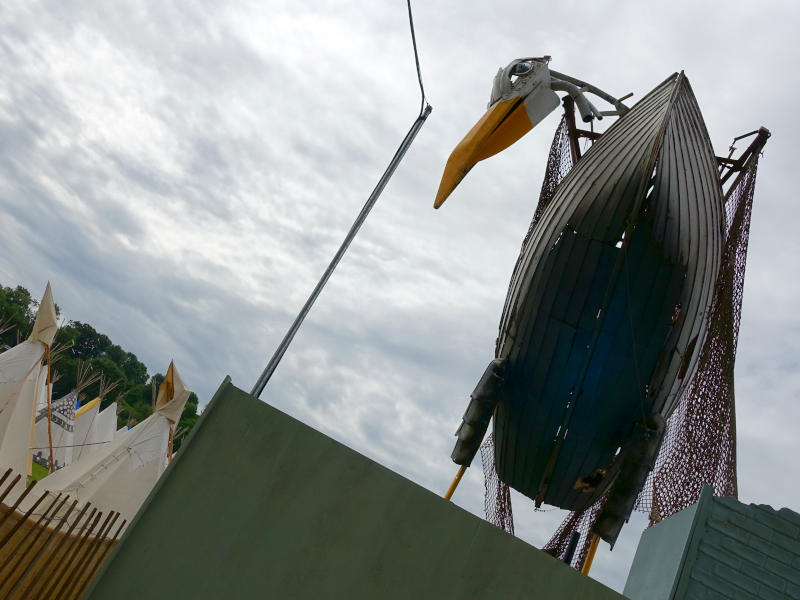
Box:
(562, 97), (602, 165)
(717, 127), (770, 187)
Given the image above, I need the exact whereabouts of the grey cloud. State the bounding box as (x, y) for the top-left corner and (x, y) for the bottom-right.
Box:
(0, 0), (798, 593)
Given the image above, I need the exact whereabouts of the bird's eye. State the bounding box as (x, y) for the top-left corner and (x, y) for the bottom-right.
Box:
(510, 61), (534, 77)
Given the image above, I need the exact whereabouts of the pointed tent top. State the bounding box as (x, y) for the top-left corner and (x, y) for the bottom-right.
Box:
(75, 396), (101, 420)
(155, 361), (191, 423)
(28, 282), (58, 347)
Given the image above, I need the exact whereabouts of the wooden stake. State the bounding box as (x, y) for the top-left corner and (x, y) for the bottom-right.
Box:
(7, 499), (78, 599)
(580, 533), (600, 575)
(22, 501), (91, 600)
(0, 478), (37, 532)
(39, 507), (99, 600)
(62, 511), (120, 600)
(0, 470), (21, 505)
(0, 488), (49, 552)
(57, 510), (115, 599)
(80, 517), (127, 596)
(443, 464), (467, 501)
(0, 493), (66, 594)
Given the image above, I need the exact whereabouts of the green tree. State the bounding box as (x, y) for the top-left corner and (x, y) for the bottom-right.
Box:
(0, 284), (35, 347)
(69, 322), (112, 359)
(84, 357), (126, 408)
(173, 392), (200, 453)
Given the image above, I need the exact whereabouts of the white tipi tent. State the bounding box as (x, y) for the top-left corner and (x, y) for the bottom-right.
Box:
(72, 399), (118, 463)
(31, 361), (191, 527)
(32, 377), (73, 470)
(33, 363), (102, 470)
(71, 376), (118, 463)
(0, 283), (57, 483)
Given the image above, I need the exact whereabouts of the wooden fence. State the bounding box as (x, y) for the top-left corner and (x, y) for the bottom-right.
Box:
(0, 467), (125, 599)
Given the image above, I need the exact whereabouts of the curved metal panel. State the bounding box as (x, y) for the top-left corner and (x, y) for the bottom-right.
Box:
(492, 73), (723, 511)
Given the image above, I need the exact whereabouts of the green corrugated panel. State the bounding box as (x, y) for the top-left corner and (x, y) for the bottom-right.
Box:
(85, 378), (625, 599)
(682, 497), (800, 599)
(625, 486), (800, 599)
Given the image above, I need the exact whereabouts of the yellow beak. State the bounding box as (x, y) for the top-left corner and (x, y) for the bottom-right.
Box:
(434, 97), (534, 208)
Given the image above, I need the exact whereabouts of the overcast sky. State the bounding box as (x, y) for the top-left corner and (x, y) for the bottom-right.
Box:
(1, 0), (798, 592)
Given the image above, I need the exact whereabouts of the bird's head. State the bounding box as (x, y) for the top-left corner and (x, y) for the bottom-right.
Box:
(434, 57), (626, 208)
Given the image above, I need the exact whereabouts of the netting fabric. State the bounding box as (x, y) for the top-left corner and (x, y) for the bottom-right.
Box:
(525, 116), (574, 249)
(479, 434), (514, 535)
(542, 492), (609, 570)
(635, 159), (759, 523)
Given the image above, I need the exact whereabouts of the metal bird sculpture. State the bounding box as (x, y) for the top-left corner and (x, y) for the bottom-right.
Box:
(436, 57), (769, 545)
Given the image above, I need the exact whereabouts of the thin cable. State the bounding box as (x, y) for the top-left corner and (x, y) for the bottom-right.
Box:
(406, 0), (428, 115)
(30, 439), (114, 450)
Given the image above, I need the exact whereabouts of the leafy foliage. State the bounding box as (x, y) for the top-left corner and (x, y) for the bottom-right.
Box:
(0, 285), (36, 348)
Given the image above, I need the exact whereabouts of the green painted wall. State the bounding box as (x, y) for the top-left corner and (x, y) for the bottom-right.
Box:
(86, 378), (625, 599)
(623, 502), (698, 599)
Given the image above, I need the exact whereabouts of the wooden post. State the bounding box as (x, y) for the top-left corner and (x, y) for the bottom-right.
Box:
(443, 464), (467, 501)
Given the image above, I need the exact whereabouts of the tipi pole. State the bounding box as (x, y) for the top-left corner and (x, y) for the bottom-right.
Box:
(167, 420), (175, 463)
(443, 464), (467, 501)
(17, 351), (46, 478)
(44, 345), (55, 473)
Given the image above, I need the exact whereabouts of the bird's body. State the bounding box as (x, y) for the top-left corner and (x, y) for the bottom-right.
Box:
(438, 56), (768, 547)
(439, 64), (730, 541)
(492, 73), (723, 511)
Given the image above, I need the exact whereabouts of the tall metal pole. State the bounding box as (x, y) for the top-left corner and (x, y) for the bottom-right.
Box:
(251, 105), (432, 398)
